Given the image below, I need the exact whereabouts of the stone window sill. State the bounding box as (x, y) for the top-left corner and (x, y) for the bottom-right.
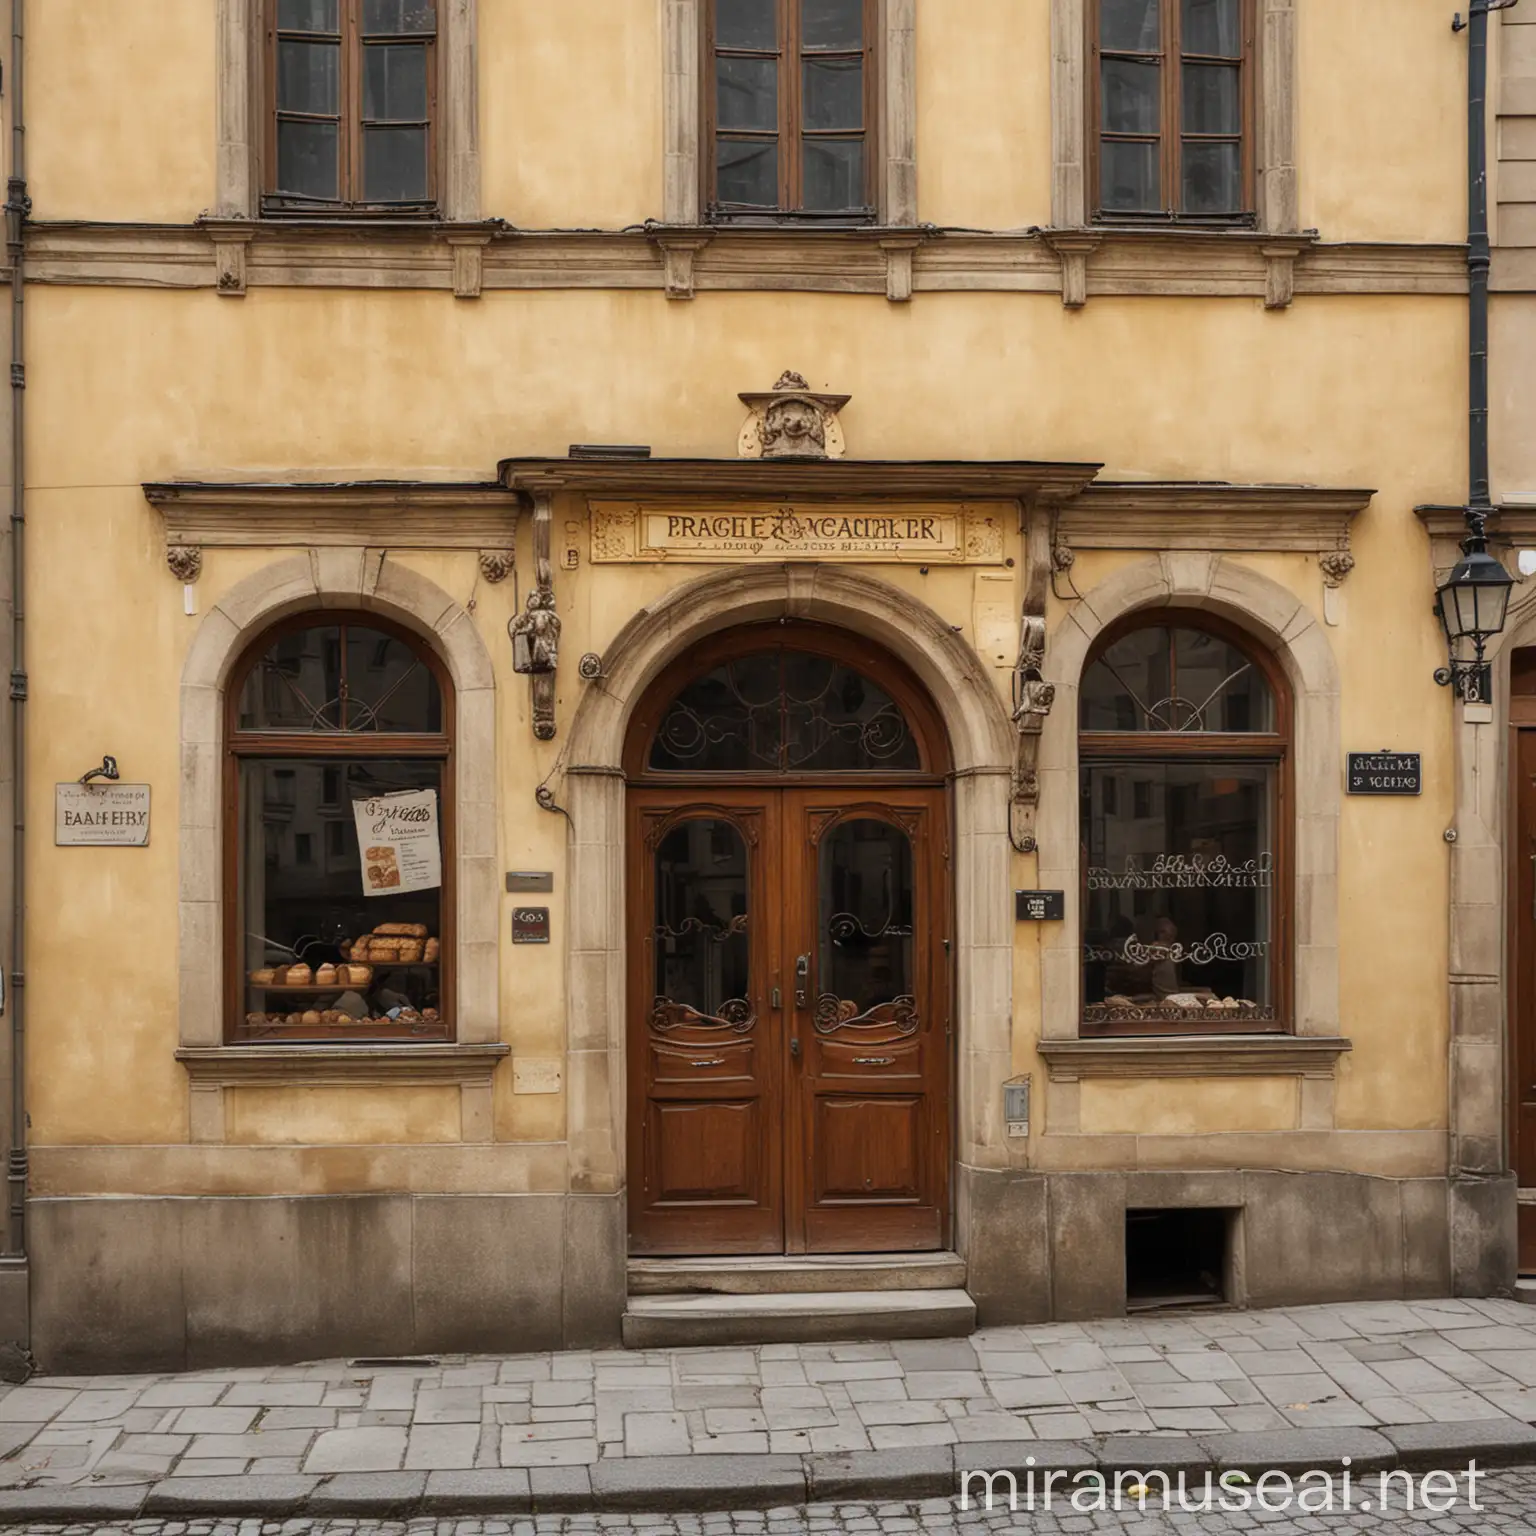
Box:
(1037, 1034), (1351, 1082)
(176, 1042), (509, 1088)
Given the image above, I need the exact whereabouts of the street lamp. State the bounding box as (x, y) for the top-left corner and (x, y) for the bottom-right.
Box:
(1434, 515), (1514, 703)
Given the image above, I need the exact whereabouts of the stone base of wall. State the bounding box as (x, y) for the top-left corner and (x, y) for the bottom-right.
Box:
(27, 1171), (1508, 1371)
(959, 1166), (1470, 1327)
(28, 1192), (625, 1373)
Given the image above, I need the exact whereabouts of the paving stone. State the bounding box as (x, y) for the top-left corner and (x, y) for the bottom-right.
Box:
(1406, 1390), (1517, 1423)
(1380, 1416), (1536, 1467)
(497, 1435), (598, 1469)
(851, 1402), (944, 1428)
(806, 1447), (951, 1502)
(692, 1433), (771, 1455)
(414, 1392), (484, 1427)
(185, 1432), (316, 1460)
(589, 1454), (804, 1512)
(222, 1386), (329, 1409)
(866, 1423), (956, 1450)
(0, 1486), (148, 1520)
(418, 1470), (533, 1514)
(622, 1414), (691, 1458)
(0, 1389), (79, 1422)
(303, 1430), (408, 1475)
(166, 1460), (249, 1477)
(173, 1411), (261, 1438)
(1024, 1413), (1093, 1439)
(136, 1386), (227, 1411)
(144, 1477), (317, 1515)
(888, 1342), (977, 1373)
(303, 1472), (427, 1515)
(1199, 1427), (1396, 1474)
(987, 1378), (1068, 1411)
(1133, 1383), (1232, 1410)
(259, 1410), (338, 1432)
(526, 1463), (592, 1511)
(1162, 1353), (1245, 1383)
(1054, 1370), (1134, 1405)
(404, 1427), (480, 1472)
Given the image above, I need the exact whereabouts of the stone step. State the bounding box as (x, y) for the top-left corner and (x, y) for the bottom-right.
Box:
(628, 1250), (966, 1297)
(621, 1287), (976, 1348)
(1516, 1277), (1536, 1306)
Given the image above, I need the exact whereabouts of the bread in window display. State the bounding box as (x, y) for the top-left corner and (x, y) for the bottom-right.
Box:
(315, 963), (338, 986)
(249, 968), (277, 985)
(286, 962), (313, 986)
(424, 937), (439, 963)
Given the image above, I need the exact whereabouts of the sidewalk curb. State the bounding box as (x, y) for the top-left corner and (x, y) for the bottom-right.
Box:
(2, 1422), (1532, 1522)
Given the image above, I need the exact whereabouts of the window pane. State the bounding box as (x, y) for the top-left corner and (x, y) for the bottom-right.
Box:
(1080, 627), (1273, 731)
(1182, 138), (1242, 213)
(276, 119), (340, 200)
(817, 819), (915, 1029)
(1182, 62), (1241, 134)
(1100, 139), (1160, 212)
(803, 0), (862, 50)
(364, 43), (430, 121)
(717, 0), (778, 49)
(278, 0), (339, 32)
(715, 137), (779, 206)
(717, 55), (779, 130)
(1101, 58), (1160, 133)
(1100, 0), (1161, 52)
(803, 138), (865, 211)
(237, 758), (445, 1040)
(1182, 0), (1241, 56)
(651, 652), (783, 768)
(1081, 760), (1275, 1030)
(277, 38), (339, 114)
(344, 626), (443, 732)
(653, 820), (752, 1029)
(784, 652), (918, 768)
(803, 57), (862, 130)
(363, 0), (437, 33)
(363, 125), (430, 200)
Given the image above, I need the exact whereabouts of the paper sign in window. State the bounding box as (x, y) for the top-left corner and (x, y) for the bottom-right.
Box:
(351, 787), (442, 896)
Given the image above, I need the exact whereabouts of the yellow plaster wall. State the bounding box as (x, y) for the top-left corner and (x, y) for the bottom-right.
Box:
(224, 1087), (462, 1145)
(21, 279), (1463, 1168)
(1079, 1078), (1298, 1137)
(28, 0), (215, 224)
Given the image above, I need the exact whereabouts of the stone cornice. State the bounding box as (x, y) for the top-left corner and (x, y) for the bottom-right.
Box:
(1415, 501), (1536, 542)
(145, 480), (518, 549)
(499, 457), (1104, 503)
(27, 219), (1470, 304)
(1038, 1034), (1353, 1081)
(1060, 482), (1375, 552)
(175, 1042), (510, 1088)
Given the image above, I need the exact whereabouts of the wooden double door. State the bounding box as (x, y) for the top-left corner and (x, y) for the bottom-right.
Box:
(627, 785), (952, 1255)
(1515, 724), (1536, 1271)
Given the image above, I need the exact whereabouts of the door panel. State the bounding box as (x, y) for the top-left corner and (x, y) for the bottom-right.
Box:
(627, 795), (783, 1254)
(1517, 732), (1536, 1271)
(787, 793), (950, 1254)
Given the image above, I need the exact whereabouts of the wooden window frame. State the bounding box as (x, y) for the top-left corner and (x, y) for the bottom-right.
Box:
(1087, 0), (1257, 226)
(702, 0), (880, 224)
(262, 0), (440, 217)
(223, 612), (457, 1045)
(1077, 613), (1292, 1038)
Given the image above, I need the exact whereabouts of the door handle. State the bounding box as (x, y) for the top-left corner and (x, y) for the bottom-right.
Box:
(689, 1058), (725, 1068)
(794, 952), (810, 1009)
(854, 1056), (894, 1067)
(790, 1037), (801, 1059)
(771, 986), (782, 1010)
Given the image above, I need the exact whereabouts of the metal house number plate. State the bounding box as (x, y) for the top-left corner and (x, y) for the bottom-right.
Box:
(512, 907), (551, 944)
(1347, 752), (1422, 796)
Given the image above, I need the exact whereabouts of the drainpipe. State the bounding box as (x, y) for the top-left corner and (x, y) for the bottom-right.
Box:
(5, 0), (27, 1295)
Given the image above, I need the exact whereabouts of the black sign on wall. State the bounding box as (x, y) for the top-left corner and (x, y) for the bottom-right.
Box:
(1347, 752), (1422, 796)
(512, 907), (551, 944)
(1016, 890), (1066, 922)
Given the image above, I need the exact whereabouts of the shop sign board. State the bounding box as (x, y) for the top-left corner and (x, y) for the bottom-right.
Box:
(352, 788), (442, 895)
(590, 500), (1010, 565)
(55, 783), (151, 846)
(1346, 752), (1421, 796)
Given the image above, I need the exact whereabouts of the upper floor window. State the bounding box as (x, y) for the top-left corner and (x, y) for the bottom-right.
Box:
(1091, 0), (1255, 223)
(265, 0), (438, 214)
(1079, 619), (1288, 1037)
(707, 0), (877, 221)
(228, 615), (454, 1044)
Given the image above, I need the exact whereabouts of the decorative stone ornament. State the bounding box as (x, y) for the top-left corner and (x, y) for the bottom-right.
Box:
(737, 371), (851, 460)
(478, 549), (515, 584)
(508, 490), (560, 740)
(1010, 514), (1056, 854)
(166, 545), (203, 583)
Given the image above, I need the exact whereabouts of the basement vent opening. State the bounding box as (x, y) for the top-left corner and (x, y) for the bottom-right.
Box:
(1125, 1207), (1232, 1312)
(349, 1357), (441, 1369)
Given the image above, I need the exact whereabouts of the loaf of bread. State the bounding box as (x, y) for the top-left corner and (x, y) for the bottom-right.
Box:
(423, 937), (440, 963)
(315, 964), (338, 986)
(285, 1012), (302, 1025)
(398, 939), (424, 964)
(287, 963), (313, 986)
(245, 1012), (266, 1029)
(249, 968), (276, 985)
(373, 922), (428, 939)
(301, 1010), (322, 1026)
(350, 938), (371, 962)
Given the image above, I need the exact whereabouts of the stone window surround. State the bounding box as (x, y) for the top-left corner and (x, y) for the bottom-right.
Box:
(176, 550), (502, 1145)
(1035, 552), (1345, 1134)
(662, 0), (917, 227)
(1050, 0), (1298, 234)
(215, 0), (481, 221)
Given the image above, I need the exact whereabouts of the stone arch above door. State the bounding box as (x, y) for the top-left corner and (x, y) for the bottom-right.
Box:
(559, 565), (1017, 1207)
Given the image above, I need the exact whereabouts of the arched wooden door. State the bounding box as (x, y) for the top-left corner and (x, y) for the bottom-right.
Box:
(624, 625), (954, 1256)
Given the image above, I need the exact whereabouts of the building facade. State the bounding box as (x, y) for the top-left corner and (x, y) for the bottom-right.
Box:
(0, 0), (1521, 1368)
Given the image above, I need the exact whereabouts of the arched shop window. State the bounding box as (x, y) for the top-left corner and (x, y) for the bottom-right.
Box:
(1079, 616), (1289, 1036)
(225, 614), (453, 1042)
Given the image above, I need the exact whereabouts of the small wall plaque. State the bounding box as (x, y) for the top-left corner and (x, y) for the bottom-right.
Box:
(506, 871), (555, 893)
(1347, 752), (1422, 796)
(512, 906), (551, 944)
(513, 1057), (563, 1095)
(55, 783), (151, 847)
(1015, 890), (1065, 922)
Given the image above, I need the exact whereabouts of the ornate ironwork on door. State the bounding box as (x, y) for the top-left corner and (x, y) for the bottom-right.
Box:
(651, 818), (756, 1032)
(814, 817), (918, 1036)
(649, 650), (921, 773)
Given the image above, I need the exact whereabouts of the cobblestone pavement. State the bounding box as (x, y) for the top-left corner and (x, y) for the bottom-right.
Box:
(5, 1465), (1536, 1531)
(3, 1299), (1536, 1486)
